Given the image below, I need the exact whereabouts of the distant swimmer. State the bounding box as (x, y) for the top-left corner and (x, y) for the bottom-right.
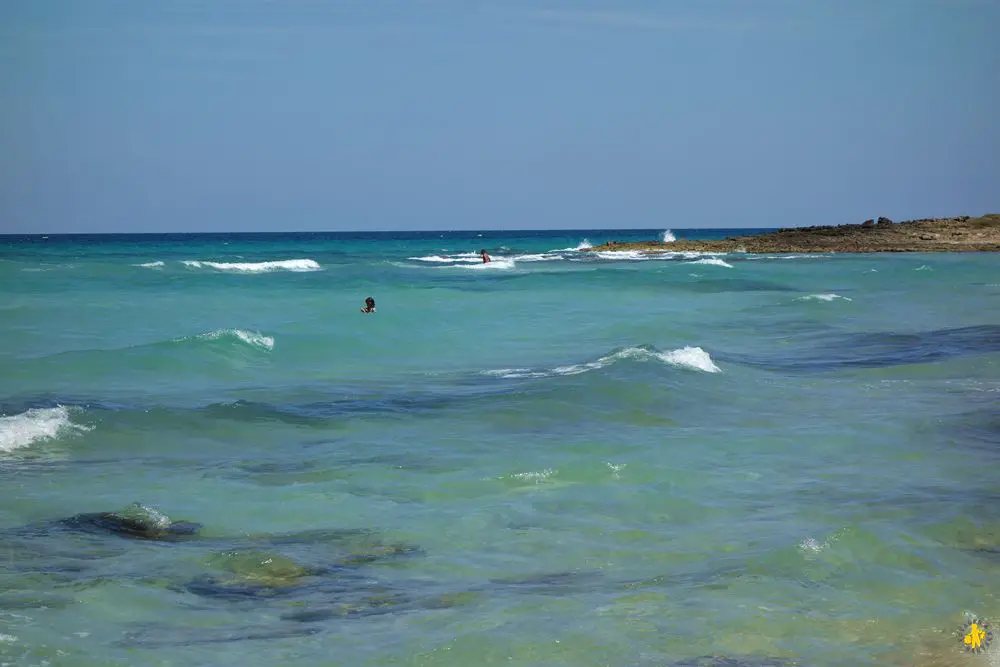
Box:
(361, 296), (376, 313)
(480, 249), (491, 263)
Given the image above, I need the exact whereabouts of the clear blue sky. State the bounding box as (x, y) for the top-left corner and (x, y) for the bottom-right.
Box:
(2, 0), (997, 233)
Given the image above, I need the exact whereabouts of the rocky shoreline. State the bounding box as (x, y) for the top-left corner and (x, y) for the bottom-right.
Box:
(588, 214), (1000, 254)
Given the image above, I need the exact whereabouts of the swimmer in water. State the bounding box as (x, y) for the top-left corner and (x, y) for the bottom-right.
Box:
(361, 297), (376, 313)
(480, 249), (491, 263)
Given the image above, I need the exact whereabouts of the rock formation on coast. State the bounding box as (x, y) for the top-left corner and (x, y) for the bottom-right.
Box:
(588, 214), (1000, 254)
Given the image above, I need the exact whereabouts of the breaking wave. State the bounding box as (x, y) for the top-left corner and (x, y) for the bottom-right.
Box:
(451, 258), (517, 271)
(181, 259), (321, 273)
(795, 294), (853, 302)
(0, 406), (91, 454)
(484, 345), (721, 379)
(685, 257), (733, 268)
(186, 329), (275, 351)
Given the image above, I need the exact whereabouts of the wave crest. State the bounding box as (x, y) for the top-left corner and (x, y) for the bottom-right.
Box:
(795, 294), (852, 302)
(187, 329), (275, 351)
(685, 257), (733, 268)
(485, 345), (721, 379)
(182, 259), (321, 273)
(0, 406), (91, 454)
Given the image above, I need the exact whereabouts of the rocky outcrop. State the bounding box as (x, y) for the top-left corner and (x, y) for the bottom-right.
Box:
(588, 214), (1000, 254)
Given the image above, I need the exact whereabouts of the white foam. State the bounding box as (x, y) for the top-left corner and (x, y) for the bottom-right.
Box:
(193, 329), (275, 350)
(485, 345), (721, 378)
(915, 265), (932, 271)
(182, 259), (321, 273)
(795, 293), (852, 302)
(594, 250), (652, 261)
(482, 368), (550, 379)
(0, 633), (16, 643)
(451, 258), (516, 270)
(511, 253), (560, 262)
(134, 261), (165, 268)
(655, 346), (722, 373)
(685, 257), (733, 268)
(408, 254), (481, 263)
(0, 406), (90, 454)
(661, 229), (677, 243)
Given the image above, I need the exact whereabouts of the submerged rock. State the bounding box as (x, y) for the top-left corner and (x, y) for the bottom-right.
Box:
(182, 549), (324, 600)
(58, 503), (201, 542)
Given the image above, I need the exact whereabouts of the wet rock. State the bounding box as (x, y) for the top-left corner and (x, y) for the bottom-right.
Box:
(179, 549), (327, 600)
(210, 550), (319, 585)
(58, 503), (201, 542)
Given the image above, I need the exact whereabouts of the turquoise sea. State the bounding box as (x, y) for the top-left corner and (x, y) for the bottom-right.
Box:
(1, 229), (999, 667)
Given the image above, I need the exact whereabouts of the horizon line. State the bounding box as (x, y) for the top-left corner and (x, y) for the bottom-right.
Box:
(0, 225), (781, 237)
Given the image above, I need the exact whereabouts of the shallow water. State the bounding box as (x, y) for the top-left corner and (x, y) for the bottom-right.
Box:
(1, 230), (999, 666)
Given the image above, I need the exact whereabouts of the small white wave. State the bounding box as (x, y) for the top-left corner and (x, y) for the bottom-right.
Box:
(182, 259), (321, 273)
(915, 265), (932, 271)
(685, 257), (733, 268)
(134, 261), (165, 268)
(0, 406), (90, 454)
(511, 253), (560, 262)
(408, 254), (481, 264)
(485, 345), (721, 378)
(656, 346), (722, 373)
(451, 258), (516, 270)
(193, 329), (275, 350)
(661, 229), (677, 243)
(795, 294), (852, 302)
(0, 633), (16, 643)
(482, 368), (551, 379)
(594, 250), (652, 261)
